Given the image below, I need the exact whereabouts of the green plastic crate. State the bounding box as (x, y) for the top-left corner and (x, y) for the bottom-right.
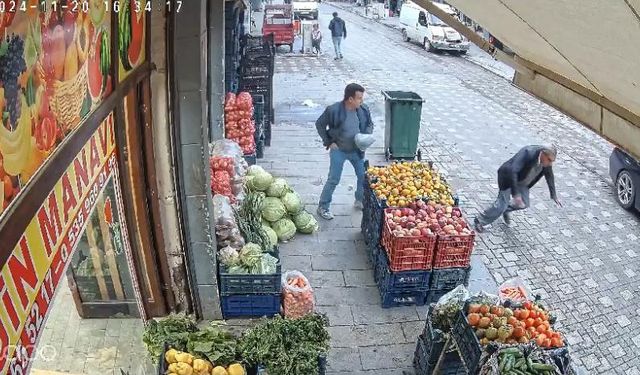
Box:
(382, 91), (424, 160)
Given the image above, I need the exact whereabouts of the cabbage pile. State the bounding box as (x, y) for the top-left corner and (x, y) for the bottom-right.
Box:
(223, 242), (279, 275)
(246, 167), (319, 242)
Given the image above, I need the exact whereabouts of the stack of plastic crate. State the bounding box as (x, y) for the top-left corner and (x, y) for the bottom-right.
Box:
(239, 34), (275, 146)
(218, 250), (282, 318)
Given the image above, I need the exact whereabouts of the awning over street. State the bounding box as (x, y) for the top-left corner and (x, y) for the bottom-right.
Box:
(445, 0), (640, 120)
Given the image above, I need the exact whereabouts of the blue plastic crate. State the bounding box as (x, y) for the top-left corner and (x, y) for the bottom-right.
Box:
(221, 294), (281, 318)
(376, 248), (431, 292)
(429, 267), (471, 291)
(380, 288), (428, 308)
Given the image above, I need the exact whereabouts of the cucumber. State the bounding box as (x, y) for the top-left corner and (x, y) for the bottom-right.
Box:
(515, 358), (526, 370)
(531, 363), (555, 371)
(500, 354), (510, 372)
(505, 356), (514, 372)
(501, 348), (522, 355)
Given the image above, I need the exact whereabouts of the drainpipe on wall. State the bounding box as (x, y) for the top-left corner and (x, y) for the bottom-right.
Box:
(172, 0), (223, 320)
(149, 5), (192, 312)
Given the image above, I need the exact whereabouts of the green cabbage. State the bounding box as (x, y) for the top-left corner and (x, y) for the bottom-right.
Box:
(258, 253), (279, 274)
(247, 165), (266, 176)
(266, 178), (289, 198)
(271, 218), (296, 241)
(261, 197), (287, 222)
(262, 225), (278, 248)
(253, 172), (274, 191)
(293, 211), (319, 234)
(239, 243), (263, 269)
(281, 191), (303, 214)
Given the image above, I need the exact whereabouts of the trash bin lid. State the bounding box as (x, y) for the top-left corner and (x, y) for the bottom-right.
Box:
(355, 133), (376, 151)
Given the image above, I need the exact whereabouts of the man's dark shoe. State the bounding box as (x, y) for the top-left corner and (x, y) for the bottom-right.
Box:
(503, 212), (511, 225)
(473, 217), (485, 233)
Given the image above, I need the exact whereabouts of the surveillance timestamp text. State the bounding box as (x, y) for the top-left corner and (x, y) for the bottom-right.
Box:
(0, 1), (183, 13)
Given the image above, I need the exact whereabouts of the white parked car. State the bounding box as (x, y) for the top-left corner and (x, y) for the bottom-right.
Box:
(399, 1), (470, 54)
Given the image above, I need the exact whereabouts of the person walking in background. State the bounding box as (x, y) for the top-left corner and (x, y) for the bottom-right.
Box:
(328, 12), (347, 60)
(474, 145), (562, 232)
(315, 83), (375, 220)
(311, 23), (323, 56)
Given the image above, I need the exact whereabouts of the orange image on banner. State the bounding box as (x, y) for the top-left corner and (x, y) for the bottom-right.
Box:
(0, 0), (114, 218)
(118, 0), (146, 82)
(0, 113), (116, 374)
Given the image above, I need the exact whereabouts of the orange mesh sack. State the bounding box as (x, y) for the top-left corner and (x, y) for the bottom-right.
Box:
(282, 271), (315, 318)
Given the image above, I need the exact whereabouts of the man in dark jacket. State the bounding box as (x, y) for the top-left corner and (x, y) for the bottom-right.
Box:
(474, 145), (562, 232)
(316, 83), (374, 220)
(328, 12), (347, 60)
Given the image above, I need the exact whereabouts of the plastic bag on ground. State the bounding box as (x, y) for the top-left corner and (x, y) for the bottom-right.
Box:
(282, 271), (315, 318)
(498, 277), (532, 304)
(435, 284), (469, 307)
(429, 285), (470, 331)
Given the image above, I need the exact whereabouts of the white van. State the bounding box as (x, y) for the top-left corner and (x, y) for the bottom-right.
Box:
(292, 0), (318, 20)
(399, 1), (470, 54)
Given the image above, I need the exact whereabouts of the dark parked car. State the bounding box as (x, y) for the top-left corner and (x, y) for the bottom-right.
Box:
(609, 147), (640, 210)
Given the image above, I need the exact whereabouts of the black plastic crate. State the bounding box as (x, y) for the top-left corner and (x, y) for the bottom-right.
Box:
(380, 288), (428, 308)
(256, 139), (265, 159)
(371, 243), (381, 278)
(414, 335), (464, 375)
(252, 94), (265, 122)
(221, 294), (281, 318)
(361, 172), (384, 247)
(451, 309), (482, 374)
(429, 267), (471, 291)
(376, 247), (431, 292)
(264, 121), (271, 146)
(244, 154), (257, 166)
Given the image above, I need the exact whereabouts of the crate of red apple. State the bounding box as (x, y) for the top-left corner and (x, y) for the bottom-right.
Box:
(382, 200), (475, 271)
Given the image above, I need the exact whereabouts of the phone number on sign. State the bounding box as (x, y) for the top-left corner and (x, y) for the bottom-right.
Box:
(0, 1), (183, 13)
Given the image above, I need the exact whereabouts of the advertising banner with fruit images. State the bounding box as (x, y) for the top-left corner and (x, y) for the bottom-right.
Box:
(0, 0), (113, 217)
(118, 0), (146, 82)
(0, 113), (116, 374)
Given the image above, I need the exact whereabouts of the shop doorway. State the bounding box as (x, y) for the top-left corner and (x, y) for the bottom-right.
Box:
(66, 173), (140, 318)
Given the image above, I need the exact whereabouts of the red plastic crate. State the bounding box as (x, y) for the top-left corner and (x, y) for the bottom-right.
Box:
(432, 233), (475, 269)
(381, 209), (437, 272)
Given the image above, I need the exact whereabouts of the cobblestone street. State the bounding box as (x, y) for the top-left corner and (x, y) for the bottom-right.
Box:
(272, 3), (640, 373)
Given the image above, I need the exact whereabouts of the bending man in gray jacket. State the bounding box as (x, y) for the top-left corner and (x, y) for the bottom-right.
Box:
(315, 83), (374, 220)
(474, 145), (562, 232)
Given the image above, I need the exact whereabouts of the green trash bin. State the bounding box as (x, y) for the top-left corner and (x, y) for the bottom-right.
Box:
(382, 91), (424, 160)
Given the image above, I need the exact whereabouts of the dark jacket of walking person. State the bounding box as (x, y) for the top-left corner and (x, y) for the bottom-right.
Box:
(315, 83), (374, 220)
(328, 12), (347, 59)
(474, 145), (562, 232)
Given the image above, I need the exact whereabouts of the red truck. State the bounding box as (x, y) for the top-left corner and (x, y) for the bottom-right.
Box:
(263, 5), (295, 52)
